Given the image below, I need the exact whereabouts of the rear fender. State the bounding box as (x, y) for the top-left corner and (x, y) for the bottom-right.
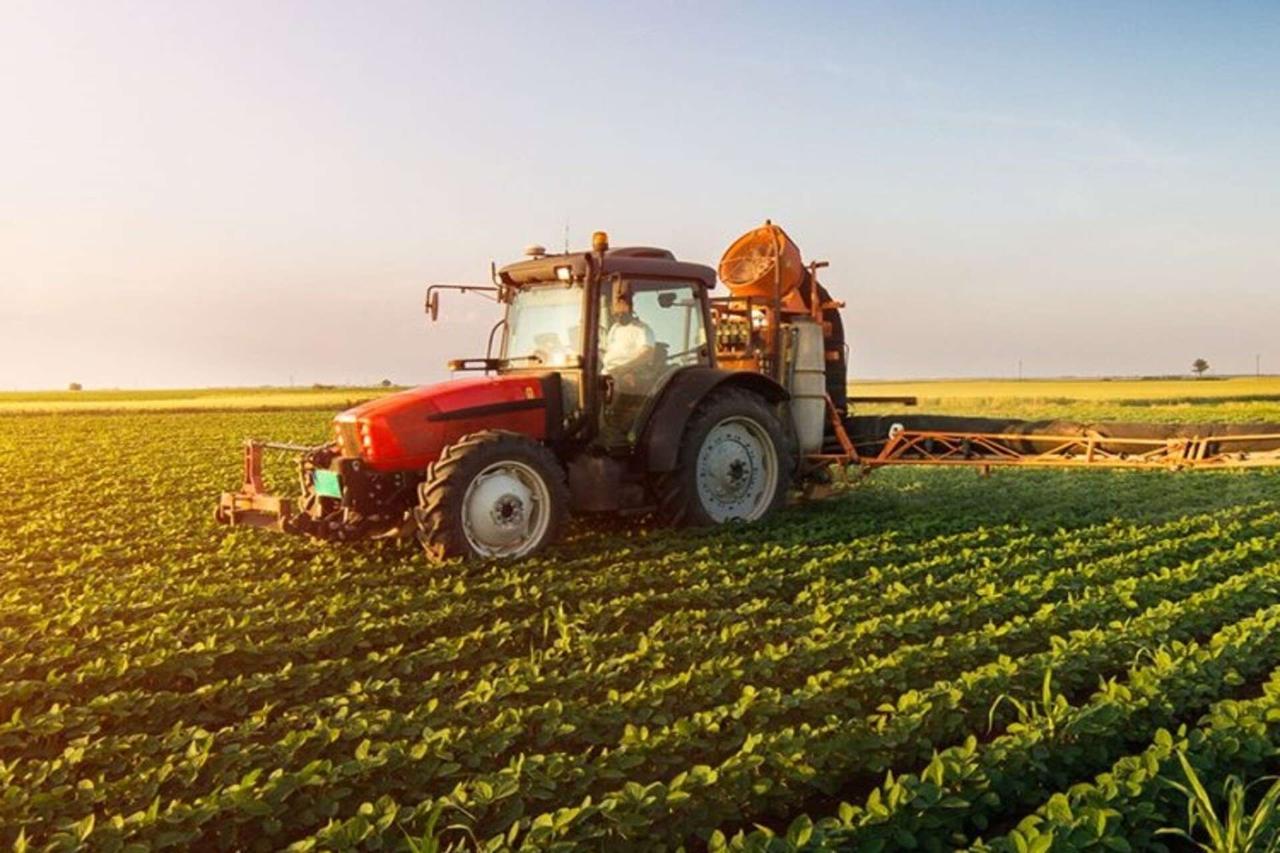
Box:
(639, 367), (789, 472)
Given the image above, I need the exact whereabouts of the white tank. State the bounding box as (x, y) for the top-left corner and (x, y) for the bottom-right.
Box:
(786, 317), (826, 455)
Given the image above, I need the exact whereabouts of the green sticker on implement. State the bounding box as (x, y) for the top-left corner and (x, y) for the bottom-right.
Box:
(313, 469), (343, 499)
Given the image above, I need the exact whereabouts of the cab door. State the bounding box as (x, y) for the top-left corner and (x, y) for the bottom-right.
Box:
(597, 279), (710, 446)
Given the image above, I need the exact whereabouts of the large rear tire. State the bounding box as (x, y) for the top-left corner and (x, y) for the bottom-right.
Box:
(655, 388), (795, 527)
(414, 431), (568, 561)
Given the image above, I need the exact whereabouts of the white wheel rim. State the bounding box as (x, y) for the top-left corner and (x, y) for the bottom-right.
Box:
(460, 461), (551, 558)
(695, 415), (779, 523)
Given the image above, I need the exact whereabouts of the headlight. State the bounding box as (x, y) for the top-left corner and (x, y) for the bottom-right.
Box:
(334, 418), (361, 457)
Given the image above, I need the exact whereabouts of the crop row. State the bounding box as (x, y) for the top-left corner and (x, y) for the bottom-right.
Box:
(9, 500), (1269, 780)
(12, 544), (1279, 848)
(5, 499), (1274, 824)
(10, 489), (1242, 706)
(725, 594), (1280, 850)
(974, 664), (1280, 851)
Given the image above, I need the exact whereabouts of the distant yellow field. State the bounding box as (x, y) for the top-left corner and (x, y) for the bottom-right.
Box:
(0, 386), (400, 413)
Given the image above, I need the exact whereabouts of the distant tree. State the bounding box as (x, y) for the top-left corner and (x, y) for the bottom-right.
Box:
(68, 382), (83, 391)
(1192, 358), (1210, 378)
(380, 379), (393, 388)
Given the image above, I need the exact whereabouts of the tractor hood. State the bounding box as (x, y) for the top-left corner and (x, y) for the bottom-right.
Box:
(333, 374), (562, 472)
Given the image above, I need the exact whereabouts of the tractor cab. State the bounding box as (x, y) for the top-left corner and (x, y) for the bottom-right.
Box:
(441, 232), (719, 449)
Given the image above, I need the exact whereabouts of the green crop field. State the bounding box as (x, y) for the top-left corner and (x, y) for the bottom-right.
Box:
(7, 379), (1280, 850)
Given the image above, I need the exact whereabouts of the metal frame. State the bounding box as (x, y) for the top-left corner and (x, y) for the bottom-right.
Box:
(811, 400), (1280, 474)
(216, 440), (315, 529)
(867, 429), (1280, 471)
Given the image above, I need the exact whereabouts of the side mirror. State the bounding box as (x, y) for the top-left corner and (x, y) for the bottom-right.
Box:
(426, 290), (440, 322)
(657, 292), (677, 308)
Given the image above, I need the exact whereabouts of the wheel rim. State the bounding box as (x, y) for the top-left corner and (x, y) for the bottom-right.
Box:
(695, 415), (779, 523)
(460, 461), (552, 558)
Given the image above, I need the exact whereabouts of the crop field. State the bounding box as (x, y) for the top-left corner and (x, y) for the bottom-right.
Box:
(6, 380), (1280, 850)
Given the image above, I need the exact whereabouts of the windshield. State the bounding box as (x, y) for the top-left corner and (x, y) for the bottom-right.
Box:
(502, 282), (584, 367)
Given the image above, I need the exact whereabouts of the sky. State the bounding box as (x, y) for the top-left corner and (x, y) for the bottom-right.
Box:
(2, 0), (1278, 390)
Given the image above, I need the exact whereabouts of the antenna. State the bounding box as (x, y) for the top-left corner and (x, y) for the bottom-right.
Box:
(563, 220), (569, 254)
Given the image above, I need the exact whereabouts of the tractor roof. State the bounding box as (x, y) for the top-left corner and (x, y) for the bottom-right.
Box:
(498, 247), (716, 289)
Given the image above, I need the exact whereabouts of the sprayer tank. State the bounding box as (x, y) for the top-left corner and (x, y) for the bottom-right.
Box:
(785, 317), (827, 455)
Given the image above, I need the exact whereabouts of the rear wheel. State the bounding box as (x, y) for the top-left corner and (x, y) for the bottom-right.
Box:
(414, 431), (568, 561)
(655, 388), (795, 526)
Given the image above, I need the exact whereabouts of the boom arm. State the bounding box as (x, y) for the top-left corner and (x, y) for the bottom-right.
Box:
(865, 427), (1280, 471)
(812, 397), (1280, 473)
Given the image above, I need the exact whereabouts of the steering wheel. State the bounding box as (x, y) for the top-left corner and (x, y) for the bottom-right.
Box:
(664, 345), (701, 364)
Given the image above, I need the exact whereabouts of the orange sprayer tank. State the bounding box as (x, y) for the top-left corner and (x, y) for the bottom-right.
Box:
(718, 222), (805, 299)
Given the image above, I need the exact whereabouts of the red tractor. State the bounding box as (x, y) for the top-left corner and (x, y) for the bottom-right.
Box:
(218, 226), (840, 560)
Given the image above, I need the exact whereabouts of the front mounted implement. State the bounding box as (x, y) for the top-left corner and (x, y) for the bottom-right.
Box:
(216, 438), (420, 542)
(215, 440), (314, 530)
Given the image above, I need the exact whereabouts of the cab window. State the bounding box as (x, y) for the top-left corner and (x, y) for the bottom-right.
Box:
(503, 282), (584, 368)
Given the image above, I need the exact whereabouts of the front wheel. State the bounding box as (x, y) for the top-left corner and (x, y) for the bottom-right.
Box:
(655, 388), (795, 526)
(414, 431), (569, 561)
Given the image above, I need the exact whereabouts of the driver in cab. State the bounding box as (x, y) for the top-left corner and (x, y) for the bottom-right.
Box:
(602, 293), (656, 387)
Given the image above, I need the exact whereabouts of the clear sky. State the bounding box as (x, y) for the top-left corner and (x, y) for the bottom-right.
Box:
(2, 1), (1278, 389)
